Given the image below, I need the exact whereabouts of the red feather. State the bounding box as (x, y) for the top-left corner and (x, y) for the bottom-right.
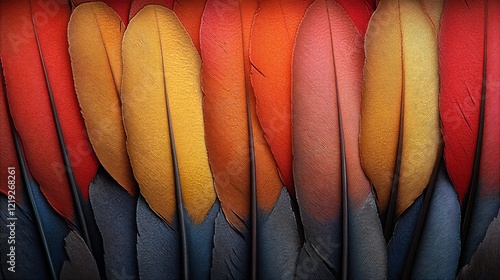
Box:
(335, 0), (376, 37)
(129, 0), (173, 20)
(439, 0), (500, 204)
(0, 0), (98, 223)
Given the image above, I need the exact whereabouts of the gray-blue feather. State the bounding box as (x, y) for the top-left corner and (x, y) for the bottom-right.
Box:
(186, 201), (219, 280)
(461, 186), (500, 267)
(211, 208), (249, 280)
(89, 169), (138, 280)
(348, 192), (387, 280)
(411, 168), (461, 279)
(295, 217), (341, 279)
(458, 209), (500, 279)
(60, 231), (100, 280)
(136, 196), (179, 280)
(387, 195), (422, 280)
(258, 188), (300, 280)
(137, 196), (218, 280)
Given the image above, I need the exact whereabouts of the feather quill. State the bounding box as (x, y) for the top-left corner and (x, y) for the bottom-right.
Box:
(121, 5), (217, 279)
(249, 0), (312, 195)
(292, 1), (386, 279)
(439, 1), (500, 272)
(360, 0), (442, 239)
(201, 0), (300, 279)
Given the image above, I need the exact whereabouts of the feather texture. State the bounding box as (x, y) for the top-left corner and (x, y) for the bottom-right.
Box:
(292, 0), (386, 278)
(439, 0), (500, 270)
(335, 0), (376, 37)
(122, 5), (217, 279)
(68, 2), (136, 195)
(201, 0), (300, 278)
(0, 0), (98, 225)
(173, 0), (207, 52)
(249, 0), (312, 194)
(360, 0), (442, 237)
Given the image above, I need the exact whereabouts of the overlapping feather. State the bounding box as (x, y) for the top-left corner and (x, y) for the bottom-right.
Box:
(201, 0), (300, 279)
(439, 0), (500, 276)
(292, 0), (385, 279)
(122, 5), (218, 279)
(360, 0), (442, 235)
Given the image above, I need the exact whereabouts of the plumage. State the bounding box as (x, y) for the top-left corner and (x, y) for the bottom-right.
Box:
(439, 2), (500, 273)
(0, 0), (98, 228)
(335, 0), (376, 37)
(360, 0), (442, 237)
(173, 0), (206, 52)
(68, 2), (136, 195)
(249, 0), (312, 195)
(121, 5), (217, 279)
(292, 0), (385, 278)
(201, 0), (300, 278)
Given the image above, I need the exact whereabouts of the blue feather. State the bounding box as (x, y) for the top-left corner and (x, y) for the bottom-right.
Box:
(89, 168), (138, 279)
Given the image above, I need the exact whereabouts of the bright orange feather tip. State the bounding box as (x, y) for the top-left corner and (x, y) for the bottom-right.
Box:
(249, 0), (312, 196)
(0, 0), (98, 223)
(173, 0), (206, 52)
(439, 0), (500, 204)
(129, 0), (173, 20)
(72, 0), (132, 25)
(201, 0), (282, 231)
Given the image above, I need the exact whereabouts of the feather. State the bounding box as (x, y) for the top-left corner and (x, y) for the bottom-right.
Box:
(88, 168), (138, 279)
(129, 0), (173, 19)
(249, 0), (313, 195)
(360, 0), (442, 239)
(71, 0), (132, 25)
(457, 209), (500, 279)
(0, 0), (98, 228)
(387, 165), (460, 280)
(121, 5), (217, 279)
(60, 231), (100, 280)
(439, 0), (500, 270)
(172, 0), (207, 52)
(292, 1), (386, 279)
(136, 197), (219, 280)
(200, 0), (300, 279)
(68, 2), (136, 195)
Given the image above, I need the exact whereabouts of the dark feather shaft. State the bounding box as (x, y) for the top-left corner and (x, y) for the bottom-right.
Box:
(401, 148), (443, 280)
(237, 4), (258, 280)
(154, 10), (189, 280)
(2, 70), (57, 280)
(325, 4), (348, 279)
(384, 2), (405, 242)
(29, 1), (92, 250)
(460, 0), (488, 267)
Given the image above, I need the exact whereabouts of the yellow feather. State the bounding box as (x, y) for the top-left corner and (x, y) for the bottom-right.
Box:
(360, 0), (442, 216)
(121, 5), (215, 224)
(68, 2), (136, 194)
